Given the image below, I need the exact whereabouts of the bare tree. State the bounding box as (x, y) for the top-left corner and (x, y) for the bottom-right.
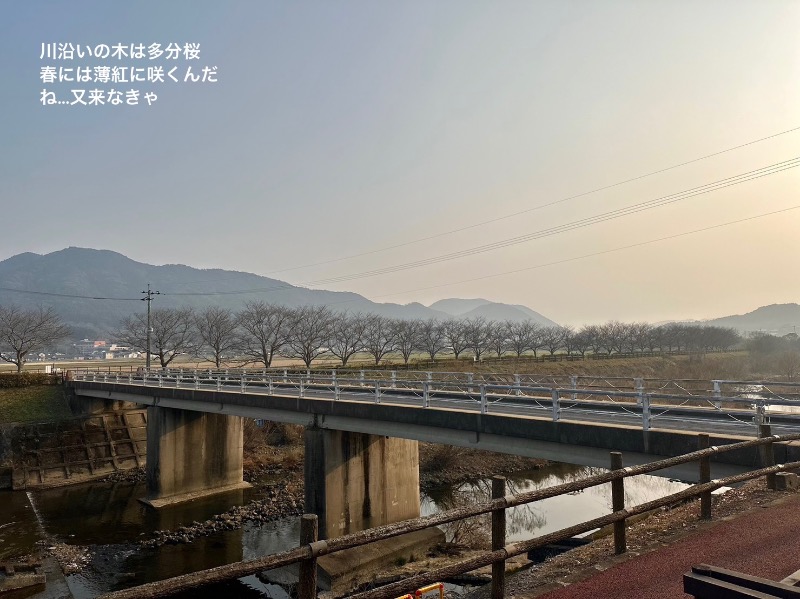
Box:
(507, 320), (538, 358)
(284, 305), (334, 367)
(194, 306), (239, 368)
(116, 307), (195, 368)
(418, 319), (447, 362)
(487, 320), (510, 358)
(540, 325), (565, 356)
(328, 312), (367, 366)
(0, 306), (71, 373)
(389, 319), (419, 366)
(463, 316), (491, 361)
(570, 326), (593, 357)
(236, 301), (293, 368)
(443, 319), (469, 360)
(362, 314), (396, 366)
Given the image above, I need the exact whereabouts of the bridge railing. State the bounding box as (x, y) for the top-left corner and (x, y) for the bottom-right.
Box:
(72, 366), (800, 396)
(97, 429), (800, 599)
(71, 369), (800, 435)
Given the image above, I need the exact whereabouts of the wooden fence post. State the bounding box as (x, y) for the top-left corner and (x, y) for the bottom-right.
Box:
(491, 476), (506, 599)
(759, 424), (776, 490)
(698, 433), (712, 520)
(298, 514), (318, 599)
(611, 452), (626, 554)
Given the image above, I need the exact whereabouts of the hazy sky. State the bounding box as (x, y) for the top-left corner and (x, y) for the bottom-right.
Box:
(2, 1), (799, 326)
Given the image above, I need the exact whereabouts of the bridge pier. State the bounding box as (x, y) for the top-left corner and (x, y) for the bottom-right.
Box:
(302, 428), (439, 593)
(141, 406), (250, 508)
(304, 428), (421, 539)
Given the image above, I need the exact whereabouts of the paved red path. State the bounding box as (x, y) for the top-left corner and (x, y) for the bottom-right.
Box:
(530, 495), (800, 599)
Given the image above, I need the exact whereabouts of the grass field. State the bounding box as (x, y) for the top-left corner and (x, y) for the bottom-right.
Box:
(0, 386), (73, 425)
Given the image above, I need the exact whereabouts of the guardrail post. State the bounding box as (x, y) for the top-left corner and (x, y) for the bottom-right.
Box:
(375, 381), (381, 404)
(300, 377), (305, 399)
(759, 424), (776, 490)
(635, 377), (644, 406)
(514, 374), (521, 396)
(128, 373), (133, 384)
(426, 371), (433, 384)
(268, 375), (274, 395)
(480, 385), (487, 414)
(158, 373), (163, 388)
(194, 375), (199, 390)
(283, 369), (288, 383)
(611, 451), (626, 554)
(695, 433), (712, 520)
(712, 380), (722, 409)
(298, 514), (318, 599)
(570, 375), (578, 400)
(423, 382), (430, 407)
(468, 372), (474, 394)
(641, 394), (651, 431)
(391, 370), (397, 389)
(334, 376), (340, 400)
(360, 370), (365, 386)
(240, 375), (245, 393)
(491, 475), (506, 599)
(551, 389), (561, 422)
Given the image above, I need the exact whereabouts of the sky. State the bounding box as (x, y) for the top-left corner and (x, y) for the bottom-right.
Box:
(1, 1), (799, 327)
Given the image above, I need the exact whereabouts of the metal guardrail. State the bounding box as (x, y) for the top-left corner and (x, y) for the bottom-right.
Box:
(97, 430), (800, 599)
(71, 369), (800, 434)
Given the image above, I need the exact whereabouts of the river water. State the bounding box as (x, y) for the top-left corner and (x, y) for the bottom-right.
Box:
(0, 463), (689, 597)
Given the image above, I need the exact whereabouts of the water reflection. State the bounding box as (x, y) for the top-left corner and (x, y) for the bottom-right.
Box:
(422, 463), (689, 543)
(0, 463), (690, 597)
(0, 490), (44, 560)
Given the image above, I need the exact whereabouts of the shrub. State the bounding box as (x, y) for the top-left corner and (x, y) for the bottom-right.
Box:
(0, 373), (59, 388)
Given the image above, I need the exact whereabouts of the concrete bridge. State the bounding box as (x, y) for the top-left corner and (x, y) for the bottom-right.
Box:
(68, 369), (800, 541)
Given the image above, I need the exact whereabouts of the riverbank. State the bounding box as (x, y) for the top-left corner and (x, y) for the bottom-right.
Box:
(460, 477), (798, 598)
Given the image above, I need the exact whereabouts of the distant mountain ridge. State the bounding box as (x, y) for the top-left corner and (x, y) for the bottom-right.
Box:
(429, 298), (559, 326)
(0, 248), (558, 339)
(704, 303), (800, 336)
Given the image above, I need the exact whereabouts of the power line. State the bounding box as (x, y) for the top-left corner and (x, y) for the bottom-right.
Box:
(307, 157), (799, 286)
(170, 123), (800, 286)
(340, 203), (800, 303)
(260, 124), (800, 275)
(162, 156), (799, 296)
(0, 287), (141, 301)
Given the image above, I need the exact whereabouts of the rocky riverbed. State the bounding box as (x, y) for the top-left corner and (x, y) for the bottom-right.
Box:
(140, 481), (304, 549)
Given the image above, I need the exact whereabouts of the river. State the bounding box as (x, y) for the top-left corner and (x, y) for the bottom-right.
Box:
(0, 463), (689, 597)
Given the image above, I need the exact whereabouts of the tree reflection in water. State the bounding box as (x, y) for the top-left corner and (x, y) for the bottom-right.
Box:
(421, 463), (689, 547)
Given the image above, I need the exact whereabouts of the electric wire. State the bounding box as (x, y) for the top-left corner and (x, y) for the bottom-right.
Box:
(358, 203), (800, 302)
(162, 157), (800, 296)
(170, 124), (800, 285)
(260, 125), (800, 275)
(0, 287), (141, 301)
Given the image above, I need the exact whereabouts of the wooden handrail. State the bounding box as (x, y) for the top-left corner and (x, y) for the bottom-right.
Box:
(97, 433), (799, 599)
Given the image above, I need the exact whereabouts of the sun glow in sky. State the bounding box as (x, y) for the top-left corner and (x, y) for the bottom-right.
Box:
(2, 1), (799, 325)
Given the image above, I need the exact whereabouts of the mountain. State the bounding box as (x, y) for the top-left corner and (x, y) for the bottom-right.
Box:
(0, 248), (556, 339)
(429, 297), (559, 326)
(705, 304), (800, 336)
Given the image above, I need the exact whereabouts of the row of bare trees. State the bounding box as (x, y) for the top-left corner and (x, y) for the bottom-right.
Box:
(113, 301), (743, 368)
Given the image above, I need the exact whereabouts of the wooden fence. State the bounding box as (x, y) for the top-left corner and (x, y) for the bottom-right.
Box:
(98, 426), (800, 599)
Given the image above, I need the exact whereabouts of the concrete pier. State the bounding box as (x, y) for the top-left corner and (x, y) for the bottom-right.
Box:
(141, 406), (250, 508)
(304, 428), (421, 539)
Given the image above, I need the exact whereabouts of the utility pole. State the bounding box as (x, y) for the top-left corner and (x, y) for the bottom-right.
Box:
(141, 283), (160, 371)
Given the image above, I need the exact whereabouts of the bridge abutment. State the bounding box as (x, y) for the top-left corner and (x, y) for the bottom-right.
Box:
(141, 406), (250, 508)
